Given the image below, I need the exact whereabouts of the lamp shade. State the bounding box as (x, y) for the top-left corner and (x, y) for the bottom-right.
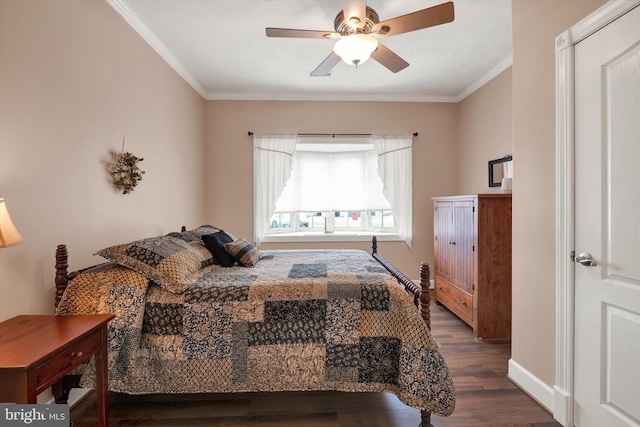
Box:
(0, 198), (23, 247)
(333, 34), (378, 66)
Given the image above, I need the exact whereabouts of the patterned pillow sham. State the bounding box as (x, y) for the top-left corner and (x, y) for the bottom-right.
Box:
(55, 262), (149, 316)
(189, 241), (217, 268)
(224, 238), (262, 267)
(168, 226), (230, 267)
(202, 231), (237, 267)
(183, 225), (222, 238)
(166, 232), (216, 267)
(95, 235), (206, 293)
(166, 231), (200, 243)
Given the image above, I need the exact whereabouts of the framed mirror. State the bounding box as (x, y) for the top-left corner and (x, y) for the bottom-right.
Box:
(488, 155), (513, 187)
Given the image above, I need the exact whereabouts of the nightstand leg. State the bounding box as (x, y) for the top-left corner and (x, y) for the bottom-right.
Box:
(95, 325), (109, 427)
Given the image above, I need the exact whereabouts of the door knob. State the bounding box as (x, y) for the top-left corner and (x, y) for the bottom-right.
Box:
(575, 252), (597, 267)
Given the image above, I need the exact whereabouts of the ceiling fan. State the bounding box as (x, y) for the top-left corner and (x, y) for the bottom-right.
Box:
(266, 0), (455, 76)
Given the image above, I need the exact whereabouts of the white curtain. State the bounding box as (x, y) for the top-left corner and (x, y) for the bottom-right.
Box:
(372, 134), (413, 248)
(253, 133), (297, 245)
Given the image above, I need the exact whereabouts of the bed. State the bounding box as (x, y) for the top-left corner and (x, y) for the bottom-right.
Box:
(53, 226), (455, 426)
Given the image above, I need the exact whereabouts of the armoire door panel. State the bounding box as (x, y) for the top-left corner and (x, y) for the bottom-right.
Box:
(452, 201), (474, 294)
(434, 202), (453, 282)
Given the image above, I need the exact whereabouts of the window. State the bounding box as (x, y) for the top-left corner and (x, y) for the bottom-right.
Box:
(267, 139), (397, 234)
(269, 210), (396, 233)
(253, 134), (413, 247)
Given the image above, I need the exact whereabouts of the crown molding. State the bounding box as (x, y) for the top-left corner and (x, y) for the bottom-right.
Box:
(204, 91), (458, 103)
(106, 0), (207, 98)
(454, 54), (513, 102)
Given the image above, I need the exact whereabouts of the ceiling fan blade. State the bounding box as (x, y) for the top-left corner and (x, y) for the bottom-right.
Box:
(342, 0), (367, 28)
(371, 42), (409, 73)
(310, 52), (342, 76)
(266, 28), (340, 39)
(372, 1), (454, 38)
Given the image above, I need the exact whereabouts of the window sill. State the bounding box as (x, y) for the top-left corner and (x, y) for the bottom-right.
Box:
(261, 231), (402, 243)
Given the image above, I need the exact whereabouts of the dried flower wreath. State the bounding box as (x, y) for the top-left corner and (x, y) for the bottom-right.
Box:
(109, 150), (145, 194)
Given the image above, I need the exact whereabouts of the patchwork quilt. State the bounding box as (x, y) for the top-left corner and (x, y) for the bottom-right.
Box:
(56, 249), (455, 416)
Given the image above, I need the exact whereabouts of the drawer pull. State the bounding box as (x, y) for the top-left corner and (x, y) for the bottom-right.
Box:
(71, 351), (84, 358)
(461, 301), (467, 306)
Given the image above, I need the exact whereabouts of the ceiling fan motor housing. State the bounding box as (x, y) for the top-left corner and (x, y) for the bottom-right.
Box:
(334, 6), (381, 35)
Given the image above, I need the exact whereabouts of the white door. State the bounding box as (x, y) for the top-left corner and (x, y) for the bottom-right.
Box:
(574, 5), (640, 427)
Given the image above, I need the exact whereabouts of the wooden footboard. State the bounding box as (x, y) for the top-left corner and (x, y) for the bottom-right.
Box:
(54, 239), (434, 427)
(371, 236), (431, 329)
(371, 236), (433, 427)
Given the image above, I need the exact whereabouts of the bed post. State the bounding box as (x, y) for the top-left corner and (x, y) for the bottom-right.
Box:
(55, 244), (69, 309)
(418, 262), (433, 426)
(54, 243), (83, 403)
(420, 410), (433, 427)
(420, 261), (431, 330)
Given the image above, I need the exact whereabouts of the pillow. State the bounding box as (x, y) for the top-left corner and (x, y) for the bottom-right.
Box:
(184, 225), (222, 238)
(202, 231), (236, 267)
(166, 232), (216, 267)
(56, 262), (149, 315)
(166, 231), (200, 243)
(224, 238), (262, 267)
(189, 241), (217, 268)
(95, 235), (206, 293)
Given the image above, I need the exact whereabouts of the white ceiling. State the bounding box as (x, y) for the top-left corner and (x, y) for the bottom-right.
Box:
(110, 0), (512, 102)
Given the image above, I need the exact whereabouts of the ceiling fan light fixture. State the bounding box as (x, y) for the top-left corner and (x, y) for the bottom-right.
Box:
(347, 16), (361, 28)
(333, 34), (378, 66)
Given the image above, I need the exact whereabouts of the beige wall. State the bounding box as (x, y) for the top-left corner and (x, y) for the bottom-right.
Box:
(204, 100), (459, 276)
(0, 0), (206, 321)
(511, 0), (606, 386)
(458, 67), (513, 195)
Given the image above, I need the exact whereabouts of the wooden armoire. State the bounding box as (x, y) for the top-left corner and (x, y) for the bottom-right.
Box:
(432, 194), (512, 339)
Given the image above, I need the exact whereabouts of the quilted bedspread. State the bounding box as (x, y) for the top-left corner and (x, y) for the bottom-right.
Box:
(56, 249), (455, 416)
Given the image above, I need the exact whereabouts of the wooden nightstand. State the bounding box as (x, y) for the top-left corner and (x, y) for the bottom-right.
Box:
(0, 314), (115, 427)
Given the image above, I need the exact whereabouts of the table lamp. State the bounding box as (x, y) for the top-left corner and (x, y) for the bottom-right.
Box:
(0, 198), (23, 247)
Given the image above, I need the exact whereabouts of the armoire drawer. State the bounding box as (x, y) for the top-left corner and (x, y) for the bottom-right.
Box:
(434, 277), (474, 326)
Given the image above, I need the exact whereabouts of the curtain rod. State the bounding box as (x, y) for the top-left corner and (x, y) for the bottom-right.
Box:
(247, 131), (418, 137)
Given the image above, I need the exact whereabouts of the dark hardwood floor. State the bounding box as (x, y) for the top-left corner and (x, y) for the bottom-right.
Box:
(70, 301), (561, 426)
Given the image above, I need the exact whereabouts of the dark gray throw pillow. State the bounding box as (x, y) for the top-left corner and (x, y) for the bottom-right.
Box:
(202, 231), (236, 267)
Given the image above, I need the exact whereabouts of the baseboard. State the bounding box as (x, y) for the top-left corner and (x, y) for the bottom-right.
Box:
(507, 358), (555, 414)
(552, 385), (572, 427)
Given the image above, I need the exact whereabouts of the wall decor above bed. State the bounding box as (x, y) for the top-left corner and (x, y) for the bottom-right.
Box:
(108, 137), (145, 194)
